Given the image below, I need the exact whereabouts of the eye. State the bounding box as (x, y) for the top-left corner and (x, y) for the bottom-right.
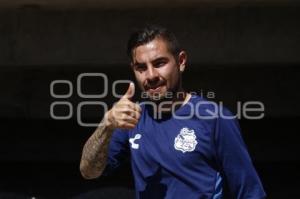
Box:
(154, 61), (166, 68)
(152, 57), (168, 68)
(134, 64), (147, 72)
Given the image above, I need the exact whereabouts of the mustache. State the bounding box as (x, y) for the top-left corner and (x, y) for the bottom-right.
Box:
(144, 81), (165, 89)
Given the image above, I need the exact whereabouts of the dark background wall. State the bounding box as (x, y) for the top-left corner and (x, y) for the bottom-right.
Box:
(0, 2), (299, 199)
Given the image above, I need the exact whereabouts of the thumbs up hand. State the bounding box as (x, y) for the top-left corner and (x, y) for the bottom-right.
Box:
(122, 82), (135, 100)
(104, 82), (142, 130)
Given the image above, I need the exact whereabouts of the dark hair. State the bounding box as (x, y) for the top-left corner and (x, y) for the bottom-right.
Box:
(127, 25), (181, 62)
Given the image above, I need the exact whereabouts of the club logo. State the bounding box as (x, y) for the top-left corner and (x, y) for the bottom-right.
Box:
(174, 127), (198, 153)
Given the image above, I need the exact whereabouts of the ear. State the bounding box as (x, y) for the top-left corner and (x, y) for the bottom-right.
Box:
(178, 51), (187, 72)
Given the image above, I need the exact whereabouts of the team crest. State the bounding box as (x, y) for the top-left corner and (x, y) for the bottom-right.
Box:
(174, 127), (198, 153)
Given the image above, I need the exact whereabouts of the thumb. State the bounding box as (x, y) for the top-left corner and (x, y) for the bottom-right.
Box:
(122, 82), (135, 99)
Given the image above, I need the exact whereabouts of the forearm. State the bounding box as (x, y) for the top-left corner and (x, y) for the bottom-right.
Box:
(80, 119), (114, 179)
(79, 88), (141, 179)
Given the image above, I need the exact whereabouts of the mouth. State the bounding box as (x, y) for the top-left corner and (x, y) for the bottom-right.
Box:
(149, 86), (162, 92)
(146, 84), (164, 94)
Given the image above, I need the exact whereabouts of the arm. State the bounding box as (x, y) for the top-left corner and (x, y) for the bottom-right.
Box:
(79, 116), (114, 179)
(214, 108), (266, 199)
(79, 83), (141, 179)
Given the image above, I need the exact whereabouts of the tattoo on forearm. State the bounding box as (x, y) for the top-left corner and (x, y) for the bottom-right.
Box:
(80, 123), (113, 178)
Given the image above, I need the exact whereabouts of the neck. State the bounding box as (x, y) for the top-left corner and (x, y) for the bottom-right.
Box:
(157, 90), (191, 113)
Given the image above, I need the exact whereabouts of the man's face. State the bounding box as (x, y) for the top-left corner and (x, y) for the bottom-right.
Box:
(131, 38), (186, 101)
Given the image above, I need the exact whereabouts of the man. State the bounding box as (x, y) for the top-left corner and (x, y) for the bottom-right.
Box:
(80, 25), (266, 199)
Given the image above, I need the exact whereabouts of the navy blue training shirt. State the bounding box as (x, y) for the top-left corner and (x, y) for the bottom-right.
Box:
(106, 95), (266, 199)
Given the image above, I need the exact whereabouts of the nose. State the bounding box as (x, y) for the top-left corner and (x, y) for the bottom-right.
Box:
(146, 66), (159, 83)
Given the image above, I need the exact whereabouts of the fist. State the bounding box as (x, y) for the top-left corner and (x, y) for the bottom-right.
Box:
(105, 82), (142, 130)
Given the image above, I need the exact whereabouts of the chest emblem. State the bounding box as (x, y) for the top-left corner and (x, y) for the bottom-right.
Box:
(129, 134), (142, 149)
(174, 127), (198, 153)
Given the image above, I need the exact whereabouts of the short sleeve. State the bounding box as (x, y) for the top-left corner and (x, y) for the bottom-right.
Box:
(103, 128), (130, 175)
(214, 108), (266, 199)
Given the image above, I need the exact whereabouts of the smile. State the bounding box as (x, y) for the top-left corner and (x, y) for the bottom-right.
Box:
(148, 86), (162, 93)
